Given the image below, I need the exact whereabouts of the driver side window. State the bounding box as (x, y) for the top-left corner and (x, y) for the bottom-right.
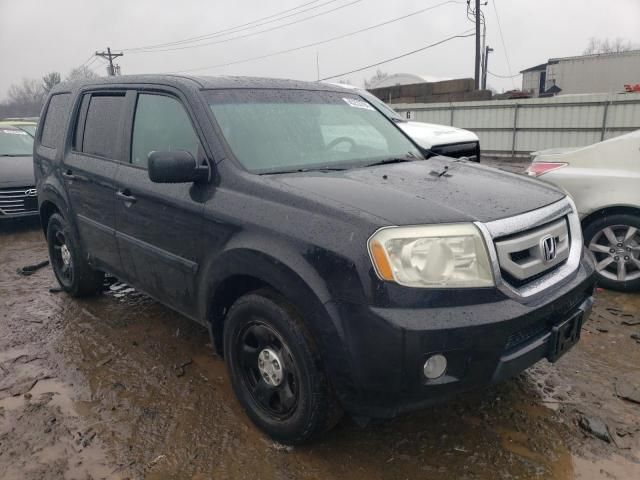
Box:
(131, 93), (201, 168)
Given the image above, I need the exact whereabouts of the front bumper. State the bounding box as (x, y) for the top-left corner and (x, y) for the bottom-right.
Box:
(331, 255), (595, 418)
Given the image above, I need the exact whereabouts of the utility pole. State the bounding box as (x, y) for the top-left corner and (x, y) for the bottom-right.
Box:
(474, 0), (481, 89)
(482, 46), (494, 90)
(480, 9), (487, 88)
(95, 47), (123, 76)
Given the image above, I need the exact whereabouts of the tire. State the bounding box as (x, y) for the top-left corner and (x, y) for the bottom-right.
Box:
(46, 213), (104, 297)
(223, 288), (341, 444)
(583, 213), (640, 292)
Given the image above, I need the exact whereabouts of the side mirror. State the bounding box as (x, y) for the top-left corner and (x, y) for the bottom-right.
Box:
(147, 151), (209, 184)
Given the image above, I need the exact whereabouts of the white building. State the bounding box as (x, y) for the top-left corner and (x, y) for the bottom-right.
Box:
(521, 50), (640, 97)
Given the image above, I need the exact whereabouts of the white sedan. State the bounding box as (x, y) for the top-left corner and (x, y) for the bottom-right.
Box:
(527, 130), (640, 292)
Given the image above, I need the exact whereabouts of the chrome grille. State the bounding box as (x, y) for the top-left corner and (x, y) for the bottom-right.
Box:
(0, 186), (38, 216)
(475, 197), (583, 301)
(494, 217), (570, 284)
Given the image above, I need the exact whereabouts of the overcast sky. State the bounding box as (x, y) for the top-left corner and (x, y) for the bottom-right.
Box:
(1, 0), (639, 99)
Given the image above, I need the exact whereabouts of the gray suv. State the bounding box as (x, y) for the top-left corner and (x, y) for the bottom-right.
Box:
(0, 125), (38, 219)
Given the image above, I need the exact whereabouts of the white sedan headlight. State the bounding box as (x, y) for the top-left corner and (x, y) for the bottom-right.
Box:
(368, 224), (494, 288)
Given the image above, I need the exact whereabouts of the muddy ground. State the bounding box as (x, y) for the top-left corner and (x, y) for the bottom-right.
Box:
(1, 160), (639, 480)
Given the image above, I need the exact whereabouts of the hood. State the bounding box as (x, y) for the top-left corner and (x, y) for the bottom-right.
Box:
(398, 121), (479, 149)
(0, 156), (35, 188)
(268, 157), (565, 225)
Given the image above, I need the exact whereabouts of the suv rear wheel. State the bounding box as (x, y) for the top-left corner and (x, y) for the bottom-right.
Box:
(584, 213), (640, 292)
(46, 213), (104, 297)
(223, 289), (341, 444)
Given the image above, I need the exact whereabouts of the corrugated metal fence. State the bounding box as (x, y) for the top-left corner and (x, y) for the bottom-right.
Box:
(393, 92), (640, 157)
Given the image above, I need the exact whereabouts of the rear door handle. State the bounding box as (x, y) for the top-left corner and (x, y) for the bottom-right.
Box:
(116, 190), (137, 204)
(62, 169), (74, 179)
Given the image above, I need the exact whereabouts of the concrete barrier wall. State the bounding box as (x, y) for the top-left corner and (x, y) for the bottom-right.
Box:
(369, 78), (492, 104)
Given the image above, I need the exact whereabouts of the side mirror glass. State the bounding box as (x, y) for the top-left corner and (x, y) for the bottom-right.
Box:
(147, 151), (209, 184)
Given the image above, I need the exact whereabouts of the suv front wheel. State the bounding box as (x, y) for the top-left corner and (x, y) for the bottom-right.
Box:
(46, 213), (104, 297)
(223, 289), (341, 444)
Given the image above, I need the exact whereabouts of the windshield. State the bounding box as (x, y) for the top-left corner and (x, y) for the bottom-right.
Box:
(207, 89), (421, 173)
(0, 128), (33, 156)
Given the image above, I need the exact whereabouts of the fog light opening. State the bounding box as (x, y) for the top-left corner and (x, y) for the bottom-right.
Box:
(423, 354), (447, 380)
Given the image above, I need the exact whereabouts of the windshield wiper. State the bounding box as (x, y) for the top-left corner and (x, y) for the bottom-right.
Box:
(362, 153), (419, 168)
(262, 166), (347, 175)
(296, 166), (347, 172)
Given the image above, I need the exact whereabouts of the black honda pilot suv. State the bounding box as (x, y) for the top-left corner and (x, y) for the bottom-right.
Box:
(35, 76), (596, 444)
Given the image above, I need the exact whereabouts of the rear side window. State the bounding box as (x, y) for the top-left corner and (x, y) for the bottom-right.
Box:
(131, 94), (200, 168)
(82, 94), (125, 159)
(40, 93), (71, 148)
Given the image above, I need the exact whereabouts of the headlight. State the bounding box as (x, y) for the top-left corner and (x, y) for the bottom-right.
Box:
(368, 224), (494, 288)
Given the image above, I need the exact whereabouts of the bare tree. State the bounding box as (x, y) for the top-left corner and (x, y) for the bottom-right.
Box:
(1, 78), (46, 117)
(1, 65), (103, 118)
(584, 37), (637, 55)
(364, 69), (389, 89)
(7, 79), (44, 105)
(66, 65), (100, 82)
(42, 72), (62, 93)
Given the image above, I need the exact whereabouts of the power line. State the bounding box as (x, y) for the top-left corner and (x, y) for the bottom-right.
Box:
(491, 0), (515, 88)
(121, 0), (327, 51)
(84, 57), (99, 70)
(127, 0), (364, 54)
(121, 0), (345, 53)
(168, 0), (463, 74)
(79, 53), (96, 68)
(487, 70), (520, 79)
(320, 31), (475, 81)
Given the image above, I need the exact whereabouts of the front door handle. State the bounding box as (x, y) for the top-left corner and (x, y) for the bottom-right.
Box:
(62, 169), (74, 179)
(116, 190), (137, 204)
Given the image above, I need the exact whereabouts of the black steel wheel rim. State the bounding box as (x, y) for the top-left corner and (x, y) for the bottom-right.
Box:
(235, 320), (299, 419)
(51, 228), (73, 286)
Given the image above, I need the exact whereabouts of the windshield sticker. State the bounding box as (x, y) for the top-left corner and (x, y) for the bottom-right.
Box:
(1, 129), (28, 135)
(342, 97), (375, 111)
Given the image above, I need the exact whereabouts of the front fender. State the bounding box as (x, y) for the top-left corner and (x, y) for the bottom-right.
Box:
(196, 236), (356, 399)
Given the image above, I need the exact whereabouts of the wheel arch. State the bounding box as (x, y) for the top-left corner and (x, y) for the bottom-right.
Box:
(201, 246), (336, 351)
(198, 245), (354, 395)
(39, 200), (61, 236)
(581, 204), (640, 231)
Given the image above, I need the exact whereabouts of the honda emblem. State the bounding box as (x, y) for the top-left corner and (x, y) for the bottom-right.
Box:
(540, 235), (557, 263)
